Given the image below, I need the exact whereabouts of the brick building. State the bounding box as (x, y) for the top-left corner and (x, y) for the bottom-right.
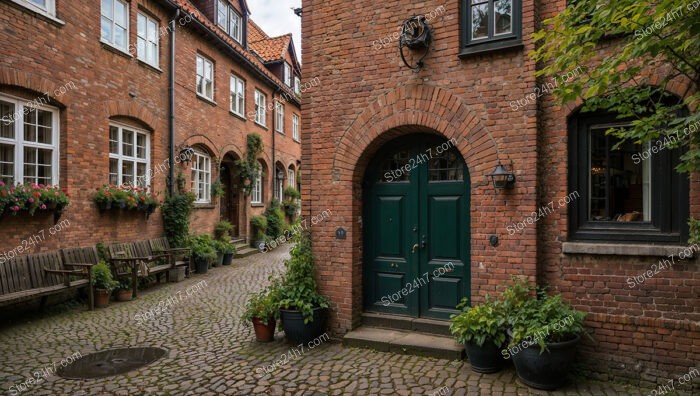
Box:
(301, 0), (698, 388)
(0, 0), (301, 252)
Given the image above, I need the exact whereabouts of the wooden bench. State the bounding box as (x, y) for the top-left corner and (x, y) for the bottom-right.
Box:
(150, 237), (191, 274)
(0, 251), (93, 310)
(108, 242), (170, 298)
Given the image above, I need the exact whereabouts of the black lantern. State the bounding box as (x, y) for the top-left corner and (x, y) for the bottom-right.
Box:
(487, 162), (516, 190)
(178, 146), (194, 164)
(399, 16), (432, 71)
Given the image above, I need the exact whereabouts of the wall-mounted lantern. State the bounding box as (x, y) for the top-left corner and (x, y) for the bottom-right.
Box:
(178, 146), (194, 165)
(399, 15), (432, 71)
(487, 161), (516, 190)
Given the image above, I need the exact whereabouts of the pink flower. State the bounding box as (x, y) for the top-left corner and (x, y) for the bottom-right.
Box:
(54, 192), (59, 197)
(0, 181), (4, 186)
(11, 206), (19, 212)
(40, 204), (46, 210)
(28, 198), (34, 203)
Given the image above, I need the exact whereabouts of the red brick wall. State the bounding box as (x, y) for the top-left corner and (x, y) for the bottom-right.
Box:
(303, 0), (698, 388)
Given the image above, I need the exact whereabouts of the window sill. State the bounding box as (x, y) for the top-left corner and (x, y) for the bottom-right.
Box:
(100, 40), (133, 59)
(458, 40), (523, 59)
(7, 0), (65, 26)
(276, 130), (285, 135)
(562, 242), (695, 258)
(230, 111), (246, 121)
(137, 59), (162, 74)
(194, 203), (216, 209)
(293, 139), (300, 144)
(251, 203), (264, 208)
(254, 122), (268, 131)
(196, 94), (217, 106)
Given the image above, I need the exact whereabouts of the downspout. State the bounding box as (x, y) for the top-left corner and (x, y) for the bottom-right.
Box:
(168, 8), (181, 196)
(272, 88), (281, 201)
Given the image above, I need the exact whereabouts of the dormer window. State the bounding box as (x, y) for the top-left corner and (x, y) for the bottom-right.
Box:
(284, 63), (292, 87)
(217, 0), (243, 43)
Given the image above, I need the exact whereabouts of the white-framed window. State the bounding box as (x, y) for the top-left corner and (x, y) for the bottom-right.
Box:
(191, 149), (211, 203)
(275, 172), (284, 201)
(230, 75), (245, 116)
(251, 168), (262, 204)
(275, 102), (285, 133)
(101, 0), (129, 51)
(294, 76), (301, 95)
(109, 123), (150, 188)
(284, 63), (292, 87)
(22, 0), (56, 16)
(137, 12), (159, 67)
(0, 94), (59, 186)
(196, 54), (214, 100)
(217, 0), (243, 43)
(292, 114), (299, 141)
(254, 90), (266, 126)
(287, 168), (295, 188)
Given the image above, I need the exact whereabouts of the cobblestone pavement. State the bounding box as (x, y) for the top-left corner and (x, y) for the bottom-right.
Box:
(0, 246), (654, 396)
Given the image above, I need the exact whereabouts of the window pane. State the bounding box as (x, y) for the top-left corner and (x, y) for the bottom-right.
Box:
(429, 149), (464, 182)
(101, 16), (112, 42)
(588, 128), (649, 222)
(218, 0), (228, 31)
(122, 161), (134, 185)
(137, 163), (147, 187)
(494, 0), (512, 35)
(114, 0), (126, 26)
(472, 2), (489, 40)
(137, 14), (146, 36)
(379, 149), (411, 182)
(115, 26), (127, 49)
(137, 37), (146, 59)
(0, 101), (15, 139)
(24, 109), (37, 142)
(109, 158), (119, 185)
(122, 129), (134, 156)
(37, 110), (52, 144)
(147, 20), (157, 41)
(0, 143), (14, 184)
(109, 126), (119, 154)
(102, 0), (113, 19)
(136, 133), (146, 159)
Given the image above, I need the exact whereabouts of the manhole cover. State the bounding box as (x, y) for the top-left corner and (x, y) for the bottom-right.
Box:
(56, 347), (167, 379)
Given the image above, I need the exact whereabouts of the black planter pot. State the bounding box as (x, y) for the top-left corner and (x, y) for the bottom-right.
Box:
(194, 257), (209, 274)
(279, 307), (326, 344)
(222, 253), (234, 265)
(213, 253), (224, 267)
(251, 239), (266, 251)
(464, 340), (506, 373)
(511, 334), (581, 390)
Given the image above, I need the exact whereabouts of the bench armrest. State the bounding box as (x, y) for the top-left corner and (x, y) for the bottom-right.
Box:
(63, 263), (95, 268)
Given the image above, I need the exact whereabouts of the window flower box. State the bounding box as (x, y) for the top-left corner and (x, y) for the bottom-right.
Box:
(94, 185), (161, 218)
(0, 182), (70, 218)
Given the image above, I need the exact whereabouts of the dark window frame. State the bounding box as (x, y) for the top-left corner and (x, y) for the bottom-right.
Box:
(460, 0), (522, 57)
(568, 111), (689, 244)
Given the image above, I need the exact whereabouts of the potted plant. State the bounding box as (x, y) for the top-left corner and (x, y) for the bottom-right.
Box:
(211, 239), (227, 267)
(189, 234), (217, 274)
(114, 279), (133, 302)
(277, 232), (329, 344)
(242, 280), (280, 342)
(506, 280), (588, 390)
(250, 215), (267, 251)
(221, 241), (236, 265)
(214, 220), (234, 242)
(449, 296), (508, 373)
(91, 261), (118, 308)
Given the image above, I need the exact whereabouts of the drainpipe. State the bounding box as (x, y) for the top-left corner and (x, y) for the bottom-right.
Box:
(272, 88), (281, 202)
(168, 9), (180, 196)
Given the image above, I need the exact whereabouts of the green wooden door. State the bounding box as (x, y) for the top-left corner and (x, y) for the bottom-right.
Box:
(364, 134), (470, 320)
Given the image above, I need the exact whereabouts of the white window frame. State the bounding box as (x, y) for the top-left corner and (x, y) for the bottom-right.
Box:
(196, 54), (215, 101)
(191, 149), (212, 203)
(109, 122), (151, 188)
(230, 75), (245, 117)
(0, 94), (59, 186)
(275, 102), (285, 133)
(101, 0), (129, 52)
(137, 12), (159, 68)
(287, 168), (295, 188)
(21, 0), (56, 16)
(251, 168), (262, 204)
(275, 172), (284, 201)
(284, 63), (292, 87)
(292, 114), (299, 141)
(229, 8), (243, 43)
(254, 90), (266, 126)
(217, 0), (229, 34)
(294, 76), (301, 95)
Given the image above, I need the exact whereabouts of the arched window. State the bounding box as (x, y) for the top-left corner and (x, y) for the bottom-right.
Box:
(191, 148), (211, 203)
(287, 166), (295, 189)
(251, 166), (262, 204)
(568, 109), (689, 243)
(109, 122), (150, 188)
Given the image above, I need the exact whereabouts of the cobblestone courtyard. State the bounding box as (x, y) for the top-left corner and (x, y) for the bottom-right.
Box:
(0, 246), (653, 395)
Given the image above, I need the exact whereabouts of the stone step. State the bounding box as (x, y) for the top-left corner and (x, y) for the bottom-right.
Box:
(234, 246), (259, 259)
(361, 312), (452, 336)
(231, 238), (246, 245)
(343, 326), (464, 361)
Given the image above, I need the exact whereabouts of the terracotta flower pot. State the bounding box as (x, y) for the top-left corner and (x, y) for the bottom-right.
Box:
(115, 289), (132, 302)
(94, 289), (111, 308)
(252, 317), (277, 342)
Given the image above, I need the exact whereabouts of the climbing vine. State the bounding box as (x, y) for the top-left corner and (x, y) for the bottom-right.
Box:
(236, 133), (264, 196)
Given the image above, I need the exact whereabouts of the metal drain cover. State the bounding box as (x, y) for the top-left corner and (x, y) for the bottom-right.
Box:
(56, 347), (167, 379)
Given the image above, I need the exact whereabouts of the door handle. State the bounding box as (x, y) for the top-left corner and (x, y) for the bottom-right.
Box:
(421, 235), (427, 249)
(412, 244), (419, 253)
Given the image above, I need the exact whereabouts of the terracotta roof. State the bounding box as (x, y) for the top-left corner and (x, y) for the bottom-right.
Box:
(173, 0), (298, 102)
(248, 20), (293, 64)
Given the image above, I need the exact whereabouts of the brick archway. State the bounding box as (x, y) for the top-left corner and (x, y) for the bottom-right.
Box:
(0, 66), (71, 107)
(105, 100), (159, 132)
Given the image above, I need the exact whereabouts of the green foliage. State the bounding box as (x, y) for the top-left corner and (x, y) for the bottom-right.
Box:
(96, 242), (110, 262)
(236, 134), (264, 196)
(689, 218), (700, 245)
(531, 0), (700, 242)
(212, 239), (235, 254)
(283, 201), (300, 218)
(91, 261), (118, 291)
(284, 186), (301, 200)
(264, 200), (286, 239)
(162, 174), (196, 248)
(276, 232), (329, 323)
(93, 185), (161, 210)
(449, 296), (507, 348)
(242, 277), (282, 323)
(214, 220), (234, 242)
(188, 234), (217, 261)
(0, 182), (71, 215)
(115, 278), (132, 292)
(211, 179), (225, 198)
(250, 215), (268, 240)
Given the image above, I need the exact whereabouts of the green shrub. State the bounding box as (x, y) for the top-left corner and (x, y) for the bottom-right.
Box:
(264, 200), (286, 239)
(214, 220), (234, 242)
(91, 261), (118, 291)
(250, 215), (268, 240)
(162, 175), (196, 248)
(188, 234), (217, 261)
(284, 186), (300, 200)
(242, 277), (281, 324)
(449, 296), (507, 347)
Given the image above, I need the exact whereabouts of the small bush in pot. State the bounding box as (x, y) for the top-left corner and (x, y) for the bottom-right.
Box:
(450, 296), (508, 373)
(277, 232), (329, 344)
(114, 279), (133, 302)
(242, 279), (281, 342)
(91, 261), (118, 308)
(250, 215), (268, 250)
(189, 234), (217, 274)
(506, 280), (589, 390)
(214, 220), (234, 242)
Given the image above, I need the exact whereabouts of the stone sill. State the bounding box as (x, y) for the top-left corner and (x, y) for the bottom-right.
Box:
(7, 0), (65, 26)
(562, 242), (695, 258)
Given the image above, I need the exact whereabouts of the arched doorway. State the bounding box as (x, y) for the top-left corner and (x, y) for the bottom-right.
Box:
(220, 153), (241, 237)
(363, 133), (471, 320)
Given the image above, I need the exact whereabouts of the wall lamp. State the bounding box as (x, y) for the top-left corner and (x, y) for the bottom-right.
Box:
(487, 161), (516, 190)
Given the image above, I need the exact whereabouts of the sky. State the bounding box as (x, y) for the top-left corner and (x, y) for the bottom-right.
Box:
(247, 0), (303, 61)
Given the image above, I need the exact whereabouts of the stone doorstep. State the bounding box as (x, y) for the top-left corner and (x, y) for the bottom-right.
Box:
(343, 326), (465, 361)
(361, 312), (452, 336)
